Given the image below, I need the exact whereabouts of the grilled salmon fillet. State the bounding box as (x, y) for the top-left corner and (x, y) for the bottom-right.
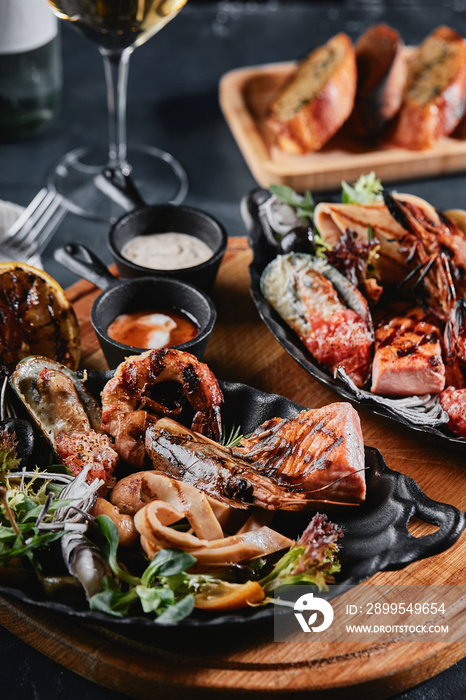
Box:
(235, 403), (366, 505)
(371, 309), (445, 397)
(262, 255), (373, 388)
(299, 272), (373, 388)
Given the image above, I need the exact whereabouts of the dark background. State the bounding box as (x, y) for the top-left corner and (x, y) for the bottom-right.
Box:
(0, 1), (465, 698)
(3, 0), (466, 287)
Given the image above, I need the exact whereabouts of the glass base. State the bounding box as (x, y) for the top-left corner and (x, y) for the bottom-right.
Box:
(47, 143), (188, 223)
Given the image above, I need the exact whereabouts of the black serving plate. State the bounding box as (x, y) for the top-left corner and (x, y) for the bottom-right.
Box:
(0, 374), (463, 647)
(242, 186), (466, 451)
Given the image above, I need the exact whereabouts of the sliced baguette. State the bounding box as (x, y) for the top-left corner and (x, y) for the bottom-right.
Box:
(350, 24), (407, 139)
(266, 33), (357, 154)
(391, 26), (466, 150)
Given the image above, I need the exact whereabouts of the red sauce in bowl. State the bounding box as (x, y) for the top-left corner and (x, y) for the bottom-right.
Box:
(107, 310), (198, 349)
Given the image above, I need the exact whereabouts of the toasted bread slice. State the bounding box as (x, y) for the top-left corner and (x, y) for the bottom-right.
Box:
(391, 26), (466, 150)
(266, 33), (357, 154)
(350, 24), (407, 139)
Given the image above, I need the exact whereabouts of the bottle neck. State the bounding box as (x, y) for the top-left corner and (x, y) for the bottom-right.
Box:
(0, 0), (57, 55)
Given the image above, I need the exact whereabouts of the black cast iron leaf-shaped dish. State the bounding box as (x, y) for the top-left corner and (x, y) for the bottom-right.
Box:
(0, 374), (463, 642)
(241, 186), (466, 450)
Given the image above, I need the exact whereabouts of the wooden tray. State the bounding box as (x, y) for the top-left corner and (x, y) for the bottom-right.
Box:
(0, 238), (465, 698)
(219, 61), (466, 192)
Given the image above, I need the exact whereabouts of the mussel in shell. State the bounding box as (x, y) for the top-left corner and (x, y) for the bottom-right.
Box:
(10, 357), (119, 489)
(10, 356), (102, 447)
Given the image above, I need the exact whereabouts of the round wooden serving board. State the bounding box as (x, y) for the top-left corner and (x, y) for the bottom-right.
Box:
(0, 238), (465, 698)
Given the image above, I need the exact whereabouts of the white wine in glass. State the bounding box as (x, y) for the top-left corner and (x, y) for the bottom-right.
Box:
(47, 0), (189, 221)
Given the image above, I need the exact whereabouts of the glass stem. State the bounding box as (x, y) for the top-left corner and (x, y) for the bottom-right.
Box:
(99, 47), (133, 173)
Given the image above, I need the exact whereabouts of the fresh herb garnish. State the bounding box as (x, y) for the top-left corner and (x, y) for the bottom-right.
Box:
(259, 513), (342, 593)
(325, 228), (380, 289)
(341, 172), (383, 205)
(222, 424), (250, 449)
(0, 431), (66, 569)
(90, 516), (272, 619)
(89, 515), (196, 620)
(269, 184), (315, 219)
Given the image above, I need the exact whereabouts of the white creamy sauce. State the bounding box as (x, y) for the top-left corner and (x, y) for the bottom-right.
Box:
(139, 313), (176, 349)
(122, 232), (213, 270)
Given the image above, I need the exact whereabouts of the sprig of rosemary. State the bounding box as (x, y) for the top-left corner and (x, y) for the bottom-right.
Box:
(222, 423), (249, 449)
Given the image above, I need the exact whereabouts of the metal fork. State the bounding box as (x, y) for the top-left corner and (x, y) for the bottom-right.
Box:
(0, 188), (68, 267)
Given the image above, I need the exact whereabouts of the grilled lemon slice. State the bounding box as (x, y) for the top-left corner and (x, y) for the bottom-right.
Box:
(0, 262), (81, 372)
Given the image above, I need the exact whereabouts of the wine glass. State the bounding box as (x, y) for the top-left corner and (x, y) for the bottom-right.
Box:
(47, 0), (189, 222)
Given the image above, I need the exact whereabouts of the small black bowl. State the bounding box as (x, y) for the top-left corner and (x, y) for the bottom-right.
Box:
(54, 243), (216, 369)
(108, 204), (228, 292)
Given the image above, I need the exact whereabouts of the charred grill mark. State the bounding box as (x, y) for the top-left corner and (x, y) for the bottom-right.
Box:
(0, 272), (76, 368)
(153, 435), (187, 477)
(307, 435), (344, 472)
(182, 364), (200, 395)
(378, 327), (402, 348)
(237, 411), (345, 486)
(395, 330), (440, 357)
(122, 363), (139, 392)
(148, 348), (168, 381)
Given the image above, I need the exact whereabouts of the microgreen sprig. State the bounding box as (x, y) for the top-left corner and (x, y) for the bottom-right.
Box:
(269, 184), (315, 219)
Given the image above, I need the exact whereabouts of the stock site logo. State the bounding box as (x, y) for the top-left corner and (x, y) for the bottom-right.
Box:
(294, 592), (334, 633)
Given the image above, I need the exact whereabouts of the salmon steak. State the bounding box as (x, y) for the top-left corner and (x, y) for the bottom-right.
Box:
(371, 309), (445, 397)
(235, 402), (366, 505)
(262, 254), (373, 388)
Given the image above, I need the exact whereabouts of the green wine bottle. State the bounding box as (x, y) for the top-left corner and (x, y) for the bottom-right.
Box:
(0, 0), (63, 141)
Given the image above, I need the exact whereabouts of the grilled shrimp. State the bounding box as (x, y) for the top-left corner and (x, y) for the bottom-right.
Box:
(101, 348), (223, 466)
(146, 418), (319, 511)
(384, 193), (466, 320)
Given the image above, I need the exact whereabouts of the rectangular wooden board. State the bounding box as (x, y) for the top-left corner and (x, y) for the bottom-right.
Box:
(219, 61), (466, 192)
